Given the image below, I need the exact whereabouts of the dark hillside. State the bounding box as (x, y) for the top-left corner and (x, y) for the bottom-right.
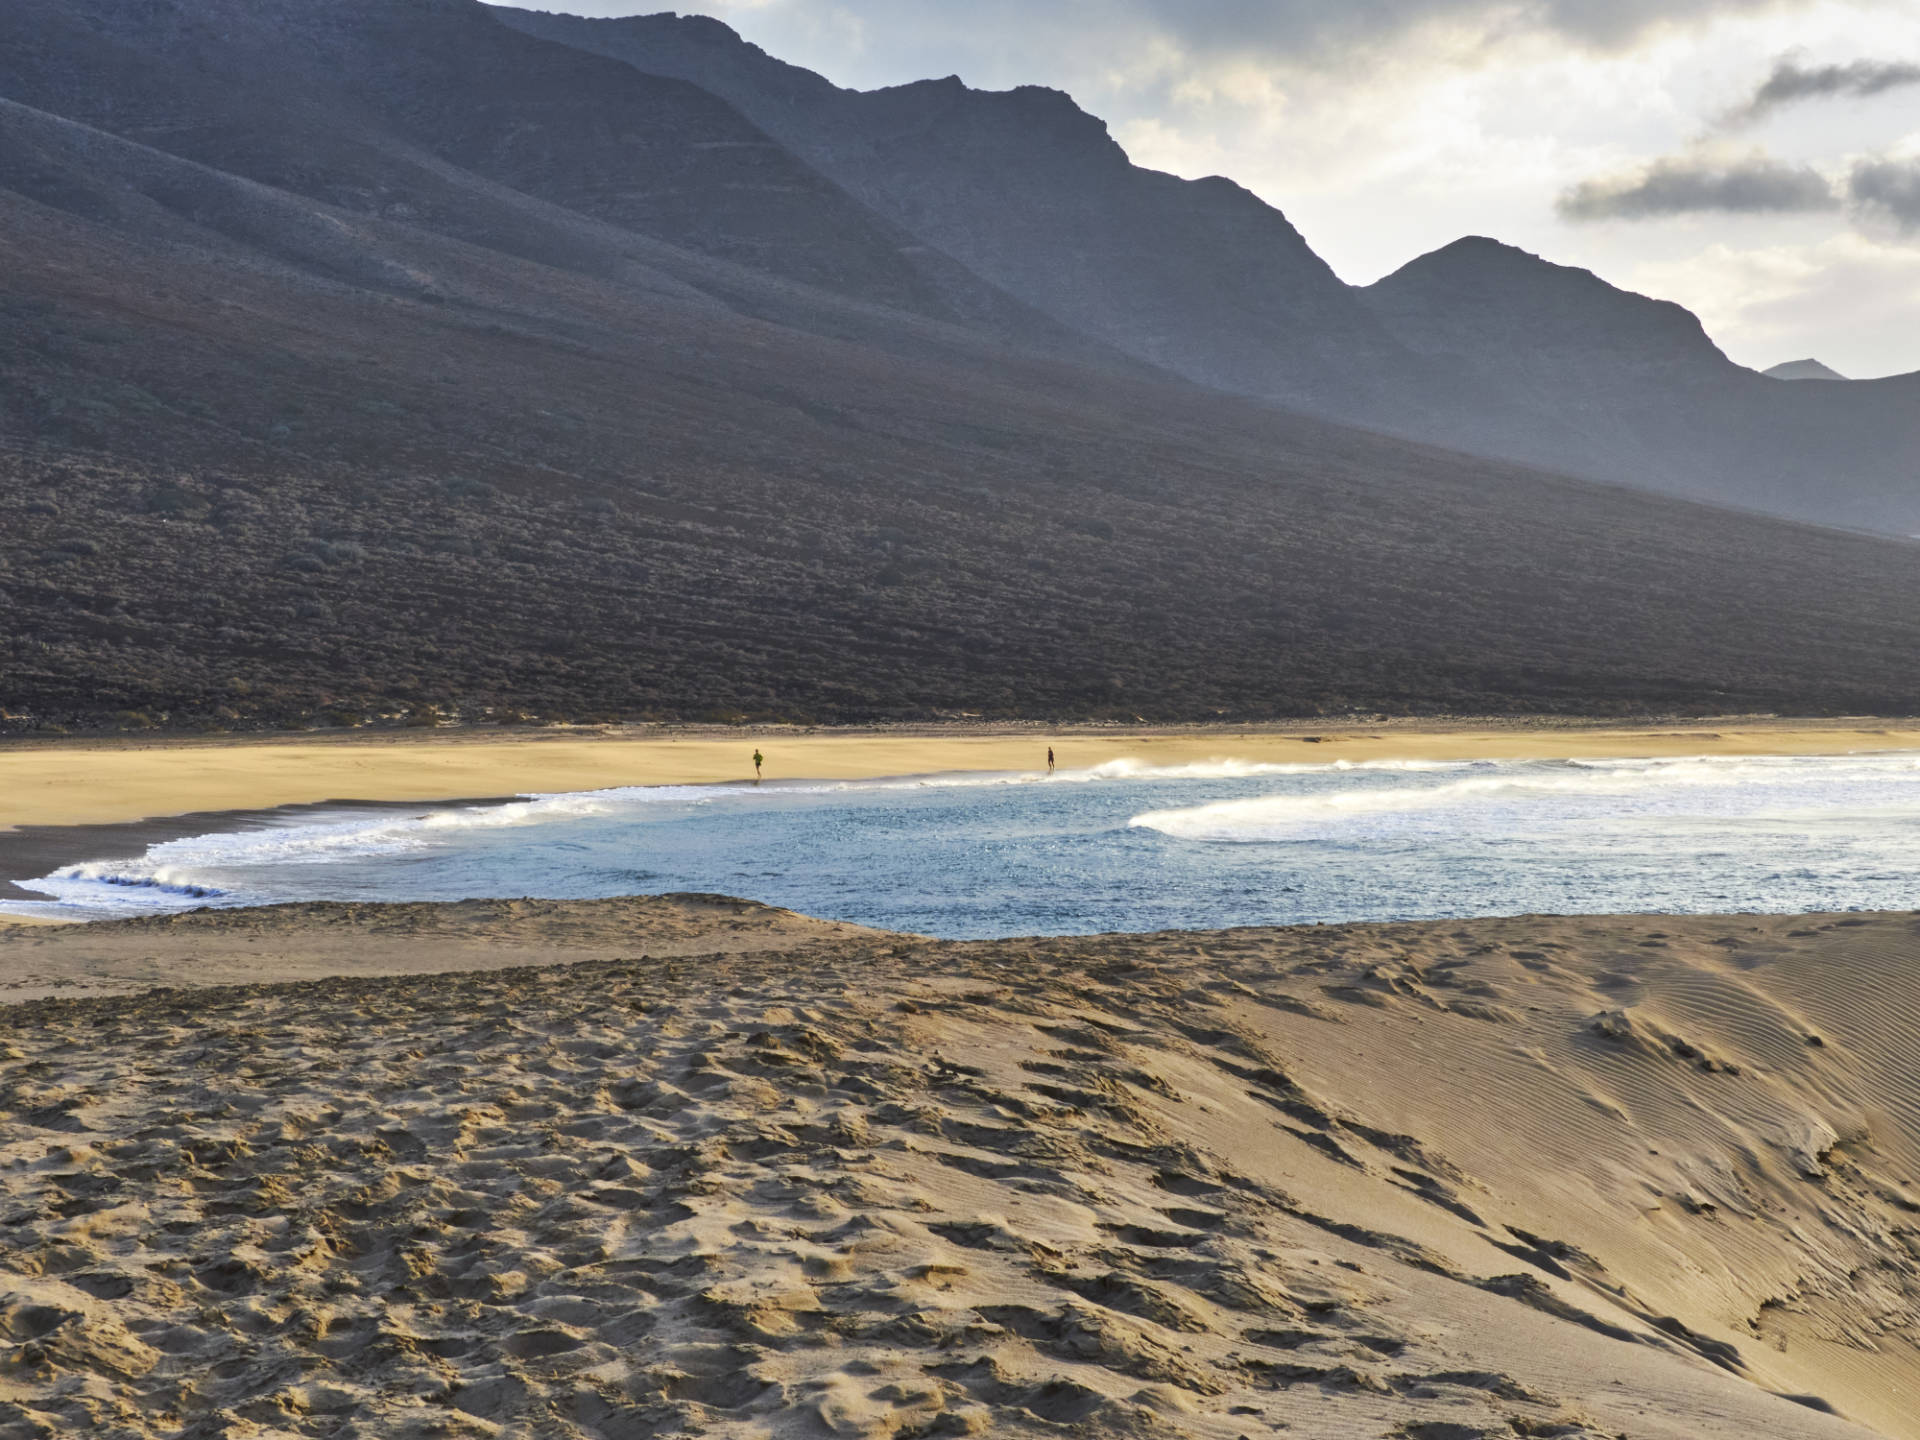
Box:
(499, 9), (1920, 535)
(8, 101), (1920, 729)
(0, 0), (1077, 347)
(491, 6), (1418, 421)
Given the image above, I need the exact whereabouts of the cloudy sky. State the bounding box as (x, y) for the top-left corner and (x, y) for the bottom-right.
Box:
(500, 0), (1920, 376)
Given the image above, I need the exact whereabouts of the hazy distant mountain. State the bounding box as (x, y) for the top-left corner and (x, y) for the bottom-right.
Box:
(496, 9), (1920, 534)
(1765, 358), (1849, 381)
(1357, 239), (1920, 530)
(1361, 237), (1733, 384)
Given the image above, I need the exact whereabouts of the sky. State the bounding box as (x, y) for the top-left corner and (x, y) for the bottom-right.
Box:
(498, 1), (1920, 376)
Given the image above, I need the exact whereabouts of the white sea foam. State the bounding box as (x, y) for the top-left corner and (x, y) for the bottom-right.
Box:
(6, 756), (1412, 920)
(1129, 752), (1920, 842)
(12, 751), (1918, 922)
(1066, 757), (1468, 781)
(1, 793), (652, 919)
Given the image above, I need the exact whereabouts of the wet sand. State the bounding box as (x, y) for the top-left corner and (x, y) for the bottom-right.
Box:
(4, 716), (1918, 833)
(0, 897), (1910, 1438)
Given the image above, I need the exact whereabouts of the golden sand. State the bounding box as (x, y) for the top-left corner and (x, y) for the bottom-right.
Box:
(0, 898), (1902, 1438)
(4, 717), (1918, 830)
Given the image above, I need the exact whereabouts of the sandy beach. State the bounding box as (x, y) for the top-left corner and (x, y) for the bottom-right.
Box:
(5, 717), (1919, 834)
(4, 723), (1918, 1435)
(0, 897), (1913, 1438)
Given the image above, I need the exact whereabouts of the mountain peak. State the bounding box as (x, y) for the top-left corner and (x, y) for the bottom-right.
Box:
(1366, 234), (1728, 368)
(579, 10), (759, 55)
(1391, 235), (1626, 291)
(647, 11), (744, 45)
(1765, 357), (1848, 381)
(1425, 234), (1534, 261)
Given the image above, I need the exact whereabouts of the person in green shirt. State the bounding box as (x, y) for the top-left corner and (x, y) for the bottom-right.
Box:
(753, 749), (764, 782)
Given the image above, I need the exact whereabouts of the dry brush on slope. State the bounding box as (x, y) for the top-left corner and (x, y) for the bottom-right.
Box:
(9, 5), (1920, 729)
(7, 0), (1920, 725)
(11, 174), (1920, 730)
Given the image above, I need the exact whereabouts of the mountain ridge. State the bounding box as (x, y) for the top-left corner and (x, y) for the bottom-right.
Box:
(496, 5), (1920, 534)
(491, 4), (1423, 421)
(0, 0), (1126, 358)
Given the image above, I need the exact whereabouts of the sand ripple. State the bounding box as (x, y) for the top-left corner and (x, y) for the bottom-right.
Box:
(0, 901), (1907, 1438)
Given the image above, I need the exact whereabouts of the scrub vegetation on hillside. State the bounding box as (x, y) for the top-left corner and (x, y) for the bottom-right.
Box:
(6, 0), (1920, 731)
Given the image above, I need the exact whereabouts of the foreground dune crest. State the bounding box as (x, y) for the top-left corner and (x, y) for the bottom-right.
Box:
(0, 900), (1914, 1437)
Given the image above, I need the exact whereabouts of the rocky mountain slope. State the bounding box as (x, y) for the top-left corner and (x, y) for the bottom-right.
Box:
(0, 0), (1103, 353)
(8, 0), (1920, 728)
(498, 7), (1920, 534)
(1357, 240), (1920, 532)
(492, 6), (1425, 422)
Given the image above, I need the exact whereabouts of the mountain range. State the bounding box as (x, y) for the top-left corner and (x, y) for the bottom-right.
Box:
(4, 0), (1920, 729)
(501, 8), (1920, 536)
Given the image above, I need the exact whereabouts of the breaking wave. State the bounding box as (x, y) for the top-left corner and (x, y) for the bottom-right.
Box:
(14, 749), (1920, 928)
(5, 755), (1450, 920)
(62, 870), (225, 899)
(1129, 752), (1920, 842)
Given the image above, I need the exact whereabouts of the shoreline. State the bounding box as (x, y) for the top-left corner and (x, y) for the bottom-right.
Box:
(4, 715), (1917, 835)
(0, 796), (523, 914)
(3, 716), (1918, 920)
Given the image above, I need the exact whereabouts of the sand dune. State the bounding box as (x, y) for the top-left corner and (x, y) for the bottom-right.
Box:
(0, 901), (1914, 1437)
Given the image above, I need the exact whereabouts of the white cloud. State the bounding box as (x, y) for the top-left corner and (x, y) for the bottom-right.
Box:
(499, 0), (1832, 89)
(1723, 54), (1920, 126)
(1558, 152), (1840, 218)
(1851, 153), (1920, 230)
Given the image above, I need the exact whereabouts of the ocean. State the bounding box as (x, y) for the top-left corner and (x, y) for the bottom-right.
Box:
(10, 752), (1920, 933)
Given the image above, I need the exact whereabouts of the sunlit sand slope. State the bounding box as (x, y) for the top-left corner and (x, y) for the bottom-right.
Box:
(0, 895), (886, 1003)
(0, 903), (1913, 1438)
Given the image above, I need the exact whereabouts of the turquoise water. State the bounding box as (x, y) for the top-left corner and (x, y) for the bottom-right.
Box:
(10, 753), (1920, 934)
